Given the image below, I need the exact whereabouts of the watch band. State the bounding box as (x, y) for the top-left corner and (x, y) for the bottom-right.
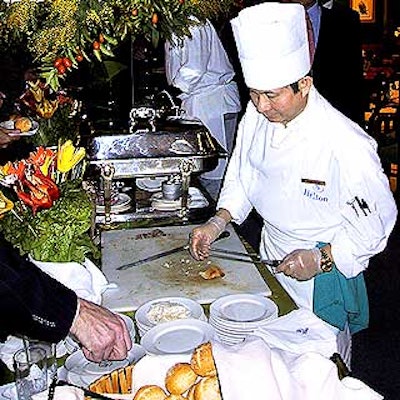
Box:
(319, 247), (333, 273)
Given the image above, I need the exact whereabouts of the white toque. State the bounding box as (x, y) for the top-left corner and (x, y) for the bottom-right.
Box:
(230, 2), (311, 91)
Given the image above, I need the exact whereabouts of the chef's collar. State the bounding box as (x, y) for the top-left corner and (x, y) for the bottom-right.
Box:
(283, 85), (316, 130)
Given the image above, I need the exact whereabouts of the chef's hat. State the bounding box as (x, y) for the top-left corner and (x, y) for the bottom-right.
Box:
(231, 2), (310, 90)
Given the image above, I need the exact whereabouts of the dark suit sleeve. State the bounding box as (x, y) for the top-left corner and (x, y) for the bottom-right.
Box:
(0, 237), (78, 343)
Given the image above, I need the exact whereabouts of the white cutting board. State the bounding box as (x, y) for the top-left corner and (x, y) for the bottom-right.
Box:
(100, 224), (271, 312)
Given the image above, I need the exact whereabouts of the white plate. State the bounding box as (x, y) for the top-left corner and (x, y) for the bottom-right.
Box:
(210, 294), (278, 323)
(140, 319), (215, 355)
(96, 193), (131, 214)
(135, 297), (204, 330)
(136, 177), (168, 192)
(150, 192), (184, 211)
(150, 190), (208, 211)
(0, 120), (39, 136)
(64, 344), (146, 377)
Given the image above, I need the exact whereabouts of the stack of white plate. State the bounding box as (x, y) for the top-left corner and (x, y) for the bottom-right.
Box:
(209, 294), (279, 346)
(135, 296), (207, 338)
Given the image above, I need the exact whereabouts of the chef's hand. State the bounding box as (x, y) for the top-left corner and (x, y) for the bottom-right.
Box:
(70, 298), (132, 363)
(276, 248), (321, 281)
(190, 214), (228, 260)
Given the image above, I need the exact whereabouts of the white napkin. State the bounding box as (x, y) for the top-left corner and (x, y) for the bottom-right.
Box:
(213, 337), (383, 400)
(29, 257), (114, 304)
(129, 337), (382, 400)
(132, 353), (191, 393)
(253, 308), (338, 357)
(213, 337), (283, 399)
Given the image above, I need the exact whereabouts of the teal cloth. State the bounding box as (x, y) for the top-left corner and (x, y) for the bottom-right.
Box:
(313, 243), (369, 334)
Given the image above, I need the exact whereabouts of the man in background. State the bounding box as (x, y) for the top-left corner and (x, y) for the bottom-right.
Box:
(165, 19), (241, 200)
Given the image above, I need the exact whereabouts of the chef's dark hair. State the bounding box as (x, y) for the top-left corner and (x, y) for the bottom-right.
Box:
(290, 71), (312, 93)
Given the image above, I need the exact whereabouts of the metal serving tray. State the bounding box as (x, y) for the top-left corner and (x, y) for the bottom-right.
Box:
(84, 125), (224, 178)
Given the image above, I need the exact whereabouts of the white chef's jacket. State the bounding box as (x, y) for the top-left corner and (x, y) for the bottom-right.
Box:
(165, 19), (241, 180)
(218, 86), (397, 310)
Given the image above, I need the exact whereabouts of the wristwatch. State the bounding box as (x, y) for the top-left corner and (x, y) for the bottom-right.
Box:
(319, 247), (334, 273)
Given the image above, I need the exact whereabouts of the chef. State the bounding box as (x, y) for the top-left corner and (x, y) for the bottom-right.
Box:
(189, 2), (397, 367)
(165, 18), (241, 200)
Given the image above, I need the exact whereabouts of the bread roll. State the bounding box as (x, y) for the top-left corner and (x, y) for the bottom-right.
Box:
(165, 395), (186, 400)
(14, 117), (32, 132)
(133, 385), (167, 400)
(193, 376), (221, 400)
(190, 342), (217, 377)
(186, 384), (196, 400)
(165, 363), (198, 395)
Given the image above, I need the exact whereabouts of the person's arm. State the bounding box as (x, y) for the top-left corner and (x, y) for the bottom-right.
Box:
(0, 240), (77, 343)
(0, 239), (131, 361)
(277, 129), (397, 281)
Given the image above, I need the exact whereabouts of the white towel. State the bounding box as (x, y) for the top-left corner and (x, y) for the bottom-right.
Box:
(252, 308), (338, 357)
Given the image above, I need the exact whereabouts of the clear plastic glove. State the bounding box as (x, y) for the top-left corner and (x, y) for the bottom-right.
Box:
(276, 248), (321, 281)
(190, 215), (226, 260)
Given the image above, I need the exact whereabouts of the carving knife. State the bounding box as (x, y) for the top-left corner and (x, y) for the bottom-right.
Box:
(117, 230), (230, 270)
(210, 253), (282, 269)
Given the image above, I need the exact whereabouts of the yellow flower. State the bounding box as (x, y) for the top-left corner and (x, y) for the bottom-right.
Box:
(0, 190), (13, 217)
(57, 140), (86, 173)
(0, 162), (12, 177)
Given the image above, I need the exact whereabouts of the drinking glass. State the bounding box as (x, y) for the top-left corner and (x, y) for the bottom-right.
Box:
(13, 345), (47, 400)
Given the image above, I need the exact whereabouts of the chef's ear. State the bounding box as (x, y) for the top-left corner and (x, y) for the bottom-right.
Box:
(298, 76), (313, 97)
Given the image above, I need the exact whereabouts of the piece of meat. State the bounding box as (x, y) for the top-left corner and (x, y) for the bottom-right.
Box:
(199, 265), (225, 280)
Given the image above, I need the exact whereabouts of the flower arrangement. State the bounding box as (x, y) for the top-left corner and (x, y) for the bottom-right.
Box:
(18, 80), (81, 147)
(0, 0), (239, 91)
(0, 140), (100, 263)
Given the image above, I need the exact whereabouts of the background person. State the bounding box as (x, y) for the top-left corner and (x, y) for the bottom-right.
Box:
(282, 0), (364, 126)
(165, 18), (241, 200)
(189, 2), (397, 367)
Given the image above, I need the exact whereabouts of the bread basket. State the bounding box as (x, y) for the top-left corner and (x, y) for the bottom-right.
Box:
(88, 364), (134, 396)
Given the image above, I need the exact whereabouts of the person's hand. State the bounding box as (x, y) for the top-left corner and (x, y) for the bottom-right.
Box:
(0, 128), (21, 149)
(70, 298), (132, 363)
(275, 248), (321, 281)
(190, 215), (227, 260)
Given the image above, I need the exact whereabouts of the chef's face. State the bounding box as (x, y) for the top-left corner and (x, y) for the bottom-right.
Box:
(249, 77), (312, 125)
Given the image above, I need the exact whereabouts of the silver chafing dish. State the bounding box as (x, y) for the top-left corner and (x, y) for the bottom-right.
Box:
(84, 104), (224, 226)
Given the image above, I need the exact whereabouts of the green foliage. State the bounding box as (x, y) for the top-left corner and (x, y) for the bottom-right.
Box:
(0, 181), (99, 263)
(0, 0), (238, 90)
